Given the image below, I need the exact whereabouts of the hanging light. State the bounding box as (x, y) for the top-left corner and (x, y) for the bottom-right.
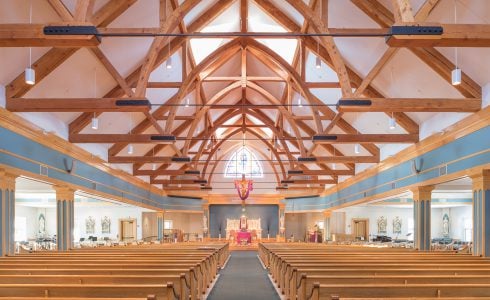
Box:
(389, 113), (396, 130)
(152, 163), (156, 171)
(354, 143), (360, 154)
(25, 48), (35, 85)
(452, 68), (461, 86)
(166, 56), (172, 69)
(25, 3), (35, 85)
(332, 163), (336, 170)
(315, 56), (321, 69)
(91, 70), (98, 130)
(185, 97), (190, 108)
(91, 116), (99, 130)
(315, 39), (321, 69)
(451, 1), (461, 86)
(298, 94), (303, 108)
(25, 66), (35, 85)
(127, 144), (134, 154)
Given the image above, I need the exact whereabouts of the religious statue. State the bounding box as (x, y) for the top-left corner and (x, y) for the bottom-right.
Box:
(393, 216), (402, 234)
(86, 216), (95, 234)
(202, 213), (208, 234)
(38, 213), (46, 235)
(101, 216), (111, 234)
(377, 216), (387, 234)
(442, 214), (450, 237)
(240, 215), (248, 231)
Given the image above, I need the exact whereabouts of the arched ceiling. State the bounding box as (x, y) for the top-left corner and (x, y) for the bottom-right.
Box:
(0, 0), (488, 198)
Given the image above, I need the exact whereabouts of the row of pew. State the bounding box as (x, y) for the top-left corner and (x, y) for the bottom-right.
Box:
(0, 242), (229, 300)
(259, 243), (490, 300)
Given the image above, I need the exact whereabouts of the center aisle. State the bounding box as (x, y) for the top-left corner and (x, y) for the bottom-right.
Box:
(207, 251), (280, 300)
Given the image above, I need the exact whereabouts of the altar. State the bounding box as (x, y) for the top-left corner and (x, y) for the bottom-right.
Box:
(225, 216), (262, 243)
(236, 231), (252, 244)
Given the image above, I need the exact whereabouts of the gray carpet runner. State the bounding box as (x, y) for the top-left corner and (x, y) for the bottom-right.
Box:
(207, 251), (280, 300)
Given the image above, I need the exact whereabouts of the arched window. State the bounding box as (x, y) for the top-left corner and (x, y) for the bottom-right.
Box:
(224, 147), (263, 178)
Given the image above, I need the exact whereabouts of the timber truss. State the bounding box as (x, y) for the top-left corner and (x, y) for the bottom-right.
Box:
(1, 0), (486, 195)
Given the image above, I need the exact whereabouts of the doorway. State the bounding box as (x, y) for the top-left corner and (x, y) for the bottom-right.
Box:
(119, 218), (137, 242)
(352, 218), (369, 241)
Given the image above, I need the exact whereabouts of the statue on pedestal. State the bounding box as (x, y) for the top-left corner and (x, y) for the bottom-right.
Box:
(240, 215), (248, 231)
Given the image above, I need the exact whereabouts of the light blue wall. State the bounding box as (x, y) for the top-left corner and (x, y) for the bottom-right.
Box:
(286, 126), (490, 212)
(209, 204), (278, 238)
(0, 126), (201, 211)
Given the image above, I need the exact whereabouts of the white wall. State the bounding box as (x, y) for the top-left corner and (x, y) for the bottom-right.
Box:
(285, 212), (323, 241)
(335, 205), (472, 241)
(14, 205), (38, 240)
(448, 206), (472, 241)
(74, 205), (150, 241)
(165, 211), (203, 234)
(340, 206), (413, 239)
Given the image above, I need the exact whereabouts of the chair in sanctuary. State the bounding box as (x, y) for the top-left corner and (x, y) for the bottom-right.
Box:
(229, 230), (236, 243)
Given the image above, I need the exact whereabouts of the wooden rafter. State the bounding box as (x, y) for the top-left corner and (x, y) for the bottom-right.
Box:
(6, 0), (138, 99)
(253, 0), (420, 135)
(387, 24), (490, 47)
(337, 98), (481, 113)
(0, 24), (99, 47)
(68, 0), (236, 134)
(351, 0), (482, 99)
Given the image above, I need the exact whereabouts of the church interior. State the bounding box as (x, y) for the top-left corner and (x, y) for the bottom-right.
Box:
(0, 0), (489, 299)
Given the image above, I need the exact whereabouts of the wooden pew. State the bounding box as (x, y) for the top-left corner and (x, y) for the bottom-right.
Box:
(0, 283), (175, 299)
(258, 243), (490, 300)
(0, 242), (229, 300)
(308, 283), (490, 300)
(298, 275), (490, 300)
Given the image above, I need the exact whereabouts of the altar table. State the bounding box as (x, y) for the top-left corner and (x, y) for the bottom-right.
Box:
(236, 231), (252, 244)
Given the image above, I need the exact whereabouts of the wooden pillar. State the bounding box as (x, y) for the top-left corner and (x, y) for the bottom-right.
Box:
(323, 210), (332, 242)
(157, 211), (164, 241)
(471, 170), (490, 256)
(0, 169), (17, 256)
(411, 186), (434, 251)
(54, 186), (75, 251)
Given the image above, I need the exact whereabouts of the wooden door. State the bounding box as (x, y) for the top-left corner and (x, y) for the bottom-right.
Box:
(352, 218), (369, 241)
(119, 218), (137, 242)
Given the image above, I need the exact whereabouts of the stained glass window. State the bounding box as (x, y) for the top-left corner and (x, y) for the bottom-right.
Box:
(224, 147), (263, 178)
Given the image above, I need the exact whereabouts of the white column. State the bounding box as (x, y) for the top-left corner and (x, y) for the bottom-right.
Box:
(54, 186), (75, 251)
(0, 169), (17, 256)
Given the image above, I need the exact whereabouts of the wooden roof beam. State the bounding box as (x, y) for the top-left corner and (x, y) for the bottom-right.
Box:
(313, 134), (419, 144)
(0, 24), (99, 47)
(254, 0), (419, 135)
(387, 24), (490, 47)
(351, 0), (481, 99)
(69, 0), (235, 134)
(284, 179), (337, 185)
(338, 98), (481, 112)
(289, 169), (354, 176)
(70, 134), (176, 143)
(392, 0), (415, 23)
(298, 156), (380, 163)
(6, 0), (137, 99)
(151, 180), (205, 185)
(108, 156), (189, 163)
(6, 98), (150, 112)
(135, 170), (199, 176)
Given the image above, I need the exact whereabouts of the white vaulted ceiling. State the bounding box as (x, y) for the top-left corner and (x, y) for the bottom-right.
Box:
(0, 0), (489, 197)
